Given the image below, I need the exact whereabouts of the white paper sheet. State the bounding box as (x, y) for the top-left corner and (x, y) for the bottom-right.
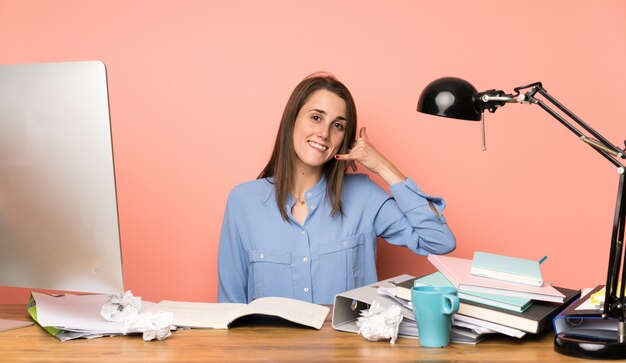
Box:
(33, 292), (155, 333)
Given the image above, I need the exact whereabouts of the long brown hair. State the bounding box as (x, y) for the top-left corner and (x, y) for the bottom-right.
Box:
(258, 73), (357, 222)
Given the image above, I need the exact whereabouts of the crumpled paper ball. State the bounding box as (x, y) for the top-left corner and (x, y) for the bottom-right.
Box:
(122, 311), (174, 342)
(356, 300), (404, 344)
(101, 290), (142, 322)
(101, 290), (173, 341)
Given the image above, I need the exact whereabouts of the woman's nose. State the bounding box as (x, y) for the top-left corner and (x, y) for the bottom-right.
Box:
(315, 124), (330, 139)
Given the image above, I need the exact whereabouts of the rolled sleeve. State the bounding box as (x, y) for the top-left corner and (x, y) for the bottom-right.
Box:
(389, 177), (447, 224)
(375, 177), (455, 255)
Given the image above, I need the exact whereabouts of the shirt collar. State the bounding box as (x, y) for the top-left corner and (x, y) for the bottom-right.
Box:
(261, 175), (328, 205)
(306, 174), (327, 200)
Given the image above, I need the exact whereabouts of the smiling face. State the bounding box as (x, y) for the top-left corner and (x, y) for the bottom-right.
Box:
(292, 89), (347, 173)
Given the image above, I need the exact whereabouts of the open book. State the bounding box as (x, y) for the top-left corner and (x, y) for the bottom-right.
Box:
(148, 297), (330, 330)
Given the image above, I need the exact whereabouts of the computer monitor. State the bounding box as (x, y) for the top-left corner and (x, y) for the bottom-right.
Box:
(0, 61), (124, 297)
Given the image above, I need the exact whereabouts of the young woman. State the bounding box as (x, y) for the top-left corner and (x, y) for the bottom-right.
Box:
(218, 74), (455, 304)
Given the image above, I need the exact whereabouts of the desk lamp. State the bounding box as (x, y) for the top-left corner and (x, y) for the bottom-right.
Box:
(417, 77), (625, 359)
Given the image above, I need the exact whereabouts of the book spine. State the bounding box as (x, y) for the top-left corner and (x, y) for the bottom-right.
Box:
(458, 293), (524, 313)
(471, 267), (543, 287)
(461, 285), (564, 303)
(457, 303), (538, 333)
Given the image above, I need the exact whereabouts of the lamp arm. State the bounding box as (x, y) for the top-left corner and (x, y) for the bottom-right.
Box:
(582, 136), (626, 160)
(480, 83), (625, 166)
(605, 172), (626, 324)
(533, 98), (624, 168)
(533, 86), (625, 161)
(518, 84), (626, 326)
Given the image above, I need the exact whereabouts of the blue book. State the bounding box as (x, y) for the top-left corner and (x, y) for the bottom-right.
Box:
(408, 272), (533, 313)
(471, 251), (544, 287)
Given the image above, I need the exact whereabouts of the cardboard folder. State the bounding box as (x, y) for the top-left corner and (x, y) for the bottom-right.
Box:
(332, 274), (415, 334)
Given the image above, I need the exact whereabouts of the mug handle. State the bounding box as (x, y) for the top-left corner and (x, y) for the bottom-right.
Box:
(441, 294), (460, 315)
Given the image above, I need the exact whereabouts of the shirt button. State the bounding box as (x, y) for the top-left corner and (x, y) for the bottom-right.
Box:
(259, 253), (265, 259)
(300, 230), (306, 235)
(306, 192), (312, 197)
(310, 205), (316, 210)
(304, 287), (310, 293)
(303, 257), (309, 262)
(342, 241), (348, 247)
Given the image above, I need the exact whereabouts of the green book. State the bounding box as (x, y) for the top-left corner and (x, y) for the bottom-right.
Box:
(471, 251), (544, 287)
(397, 272), (534, 313)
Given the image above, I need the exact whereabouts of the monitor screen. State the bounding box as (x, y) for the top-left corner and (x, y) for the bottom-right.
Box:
(0, 60), (124, 294)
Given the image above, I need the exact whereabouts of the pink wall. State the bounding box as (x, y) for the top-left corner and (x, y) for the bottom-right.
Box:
(1, 0), (625, 304)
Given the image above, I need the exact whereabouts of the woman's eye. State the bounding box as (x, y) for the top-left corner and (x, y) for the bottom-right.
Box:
(334, 122), (345, 131)
(311, 115), (321, 122)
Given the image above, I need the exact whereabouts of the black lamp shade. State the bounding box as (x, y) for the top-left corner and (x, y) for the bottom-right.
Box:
(417, 77), (482, 121)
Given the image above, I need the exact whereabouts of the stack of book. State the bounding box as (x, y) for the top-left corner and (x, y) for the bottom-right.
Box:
(393, 253), (580, 340)
(333, 274), (500, 345)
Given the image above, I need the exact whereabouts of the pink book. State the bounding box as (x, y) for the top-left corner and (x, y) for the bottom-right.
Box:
(427, 255), (566, 303)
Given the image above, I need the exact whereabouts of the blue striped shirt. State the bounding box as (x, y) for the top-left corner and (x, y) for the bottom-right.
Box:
(218, 173), (455, 304)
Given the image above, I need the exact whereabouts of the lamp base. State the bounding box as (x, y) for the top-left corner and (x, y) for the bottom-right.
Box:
(554, 330), (626, 360)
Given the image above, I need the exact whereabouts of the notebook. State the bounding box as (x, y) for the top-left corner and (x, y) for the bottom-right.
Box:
(428, 254), (565, 303)
(395, 272), (533, 313)
(471, 251), (543, 286)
